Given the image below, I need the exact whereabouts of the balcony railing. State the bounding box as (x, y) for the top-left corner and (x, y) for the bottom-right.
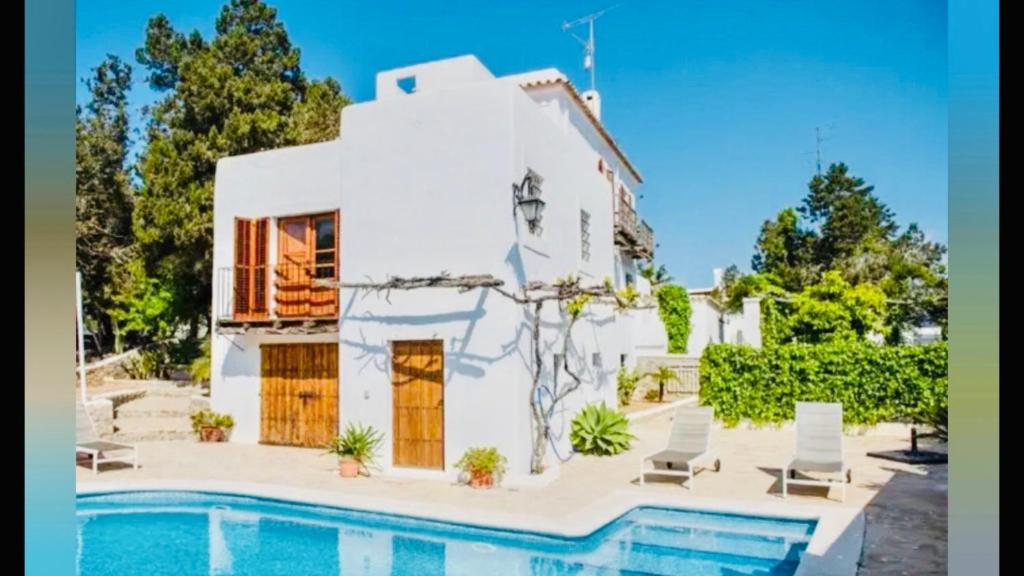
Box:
(216, 261), (338, 323)
(614, 201), (638, 244)
(614, 202), (655, 260)
(635, 219), (655, 260)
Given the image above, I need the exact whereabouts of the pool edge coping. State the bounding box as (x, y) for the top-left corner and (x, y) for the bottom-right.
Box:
(76, 479), (862, 576)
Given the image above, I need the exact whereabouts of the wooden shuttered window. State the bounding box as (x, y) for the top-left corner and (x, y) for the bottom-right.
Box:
(275, 210), (339, 318)
(234, 217), (269, 319)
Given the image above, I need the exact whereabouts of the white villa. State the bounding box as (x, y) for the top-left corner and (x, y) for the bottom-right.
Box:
(209, 55), (667, 480)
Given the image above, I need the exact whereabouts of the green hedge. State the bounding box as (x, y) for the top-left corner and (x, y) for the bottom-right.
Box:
(699, 341), (947, 426)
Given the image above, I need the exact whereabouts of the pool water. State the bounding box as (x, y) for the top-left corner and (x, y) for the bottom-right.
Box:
(76, 491), (815, 576)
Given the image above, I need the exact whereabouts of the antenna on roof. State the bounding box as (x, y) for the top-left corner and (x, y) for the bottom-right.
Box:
(561, 4), (620, 92)
(815, 123), (835, 175)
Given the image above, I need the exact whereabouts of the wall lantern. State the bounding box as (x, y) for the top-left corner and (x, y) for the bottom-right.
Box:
(513, 170), (546, 234)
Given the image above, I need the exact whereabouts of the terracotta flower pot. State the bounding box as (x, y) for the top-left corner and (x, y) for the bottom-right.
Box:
(339, 458), (361, 478)
(200, 426), (225, 442)
(468, 472), (494, 489)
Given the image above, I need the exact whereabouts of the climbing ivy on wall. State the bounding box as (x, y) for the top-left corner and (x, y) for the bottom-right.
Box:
(656, 284), (692, 354)
(759, 298), (791, 348)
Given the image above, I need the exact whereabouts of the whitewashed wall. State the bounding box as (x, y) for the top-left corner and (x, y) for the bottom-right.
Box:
(210, 141), (342, 443)
(687, 294), (762, 358)
(686, 295), (723, 357)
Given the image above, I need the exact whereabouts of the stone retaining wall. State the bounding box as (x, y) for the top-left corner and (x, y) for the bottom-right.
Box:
(84, 399), (114, 437)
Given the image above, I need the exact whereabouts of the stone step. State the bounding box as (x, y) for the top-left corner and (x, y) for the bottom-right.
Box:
(109, 429), (195, 442)
(115, 395), (193, 418)
(101, 379), (208, 398)
(109, 416), (195, 443)
(144, 385), (208, 398)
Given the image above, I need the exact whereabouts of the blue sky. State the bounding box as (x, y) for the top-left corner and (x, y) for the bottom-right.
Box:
(77, 0), (947, 288)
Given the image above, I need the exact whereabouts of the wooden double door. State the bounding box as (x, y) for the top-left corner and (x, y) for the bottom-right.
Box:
(392, 340), (445, 469)
(260, 343), (338, 447)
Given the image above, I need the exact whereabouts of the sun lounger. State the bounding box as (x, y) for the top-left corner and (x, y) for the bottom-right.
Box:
(77, 397), (138, 474)
(782, 402), (851, 502)
(639, 405), (720, 491)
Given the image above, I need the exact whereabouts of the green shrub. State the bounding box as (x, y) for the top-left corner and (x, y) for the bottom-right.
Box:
(700, 341), (948, 426)
(644, 389), (660, 402)
(124, 346), (171, 379)
(656, 284), (692, 354)
(570, 403), (636, 456)
(455, 447), (508, 477)
(616, 368), (641, 406)
(189, 338), (212, 383)
(325, 422), (384, 467)
(914, 381), (949, 441)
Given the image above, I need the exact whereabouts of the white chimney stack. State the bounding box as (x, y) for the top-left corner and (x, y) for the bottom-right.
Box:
(581, 90), (601, 121)
(713, 268), (725, 289)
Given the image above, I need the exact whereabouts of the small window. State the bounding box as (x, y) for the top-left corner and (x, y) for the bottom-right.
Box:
(620, 354), (628, 367)
(592, 353), (602, 368)
(597, 158), (604, 173)
(396, 76), (416, 93)
(580, 210), (591, 262)
(625, 273), (635, 287)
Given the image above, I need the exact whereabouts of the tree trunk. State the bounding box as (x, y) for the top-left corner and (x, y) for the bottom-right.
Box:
(112, 319), (124, 354)
(528, 301), (549, 474)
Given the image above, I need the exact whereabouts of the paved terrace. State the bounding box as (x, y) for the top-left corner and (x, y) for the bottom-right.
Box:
(77, 408), (947, 576)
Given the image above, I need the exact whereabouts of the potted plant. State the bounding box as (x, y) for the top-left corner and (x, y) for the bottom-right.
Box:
(455, 447), (507, 489)
(325, 423), (384, 478)
(191, 409), (234, 442)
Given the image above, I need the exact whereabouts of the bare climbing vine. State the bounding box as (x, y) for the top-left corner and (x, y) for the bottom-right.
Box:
(319, 272), (652, 474)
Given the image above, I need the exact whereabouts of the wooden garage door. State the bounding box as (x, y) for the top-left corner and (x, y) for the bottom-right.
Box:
(260, 343), (338, 447)
(392, 340), (444, 469)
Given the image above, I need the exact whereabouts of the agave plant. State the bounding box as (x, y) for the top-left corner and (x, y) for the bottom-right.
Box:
(570, 403), (636, 456)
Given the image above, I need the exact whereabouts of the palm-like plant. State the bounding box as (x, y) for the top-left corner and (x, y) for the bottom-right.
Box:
(639, 263), (673, 290)
(646, 366), (680, 403)
(325, 423), (384, 474)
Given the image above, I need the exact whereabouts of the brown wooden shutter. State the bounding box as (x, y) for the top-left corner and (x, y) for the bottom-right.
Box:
(233, 217), (270, 319)
(234, 218), (252, 317)
(253, 218), (269, 314)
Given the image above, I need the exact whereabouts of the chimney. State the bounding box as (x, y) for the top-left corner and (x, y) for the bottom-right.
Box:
(712, 268), (724, 289)
(581, 90), (601, 121)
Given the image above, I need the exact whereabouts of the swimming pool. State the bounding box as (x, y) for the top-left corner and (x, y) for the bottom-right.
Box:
(76, 491), (815, 575)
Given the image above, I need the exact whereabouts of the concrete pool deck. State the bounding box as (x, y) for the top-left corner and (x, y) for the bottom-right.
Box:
(76, 408), (947, 575)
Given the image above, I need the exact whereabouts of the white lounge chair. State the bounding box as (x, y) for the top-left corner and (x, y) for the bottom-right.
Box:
(76, 398), (138, 474)
(639, 405), (720, 491)
(782, 402), (851, 502)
